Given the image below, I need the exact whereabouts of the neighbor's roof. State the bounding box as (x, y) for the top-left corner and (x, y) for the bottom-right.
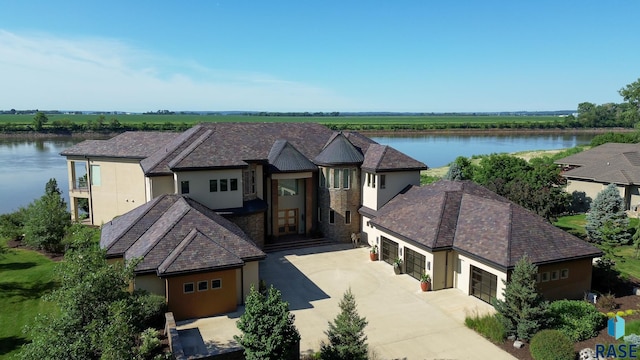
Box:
(100, 194), (265, 276)
(62, 123), (427, 175)
(60, 131), (179, 159)
(555, 143), (640, 185)
(371, 180), (602, 269)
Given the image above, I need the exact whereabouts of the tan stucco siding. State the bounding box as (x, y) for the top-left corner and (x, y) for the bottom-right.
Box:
(147, 176), (174, 200)
(166, 269), (237, 321)
(174, 169), (243, 210)
(455, 253), (508, 301)
(89, 158), (147, 225)
(240, 261), (260, 304)
(566, 179), (605, 204)
(362, 171), (420, 211)
(135, 274), (166, 296)
(535, 258), (593, 300)
(362, 172), (378, 210)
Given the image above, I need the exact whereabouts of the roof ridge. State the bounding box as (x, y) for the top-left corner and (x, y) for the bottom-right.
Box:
(157, 228), (203, 274)
(104, 195), (168, 253)
(506, 202), (513, 267)
(132, 198), (192, 261)
(168, 129), (213, 168)
(433, 190), (448, 245)
(375, 145), (388, 170)
(142, 125), (202, 173)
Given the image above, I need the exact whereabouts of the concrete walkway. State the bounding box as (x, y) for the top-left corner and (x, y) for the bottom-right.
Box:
(177, 244), (515, 359)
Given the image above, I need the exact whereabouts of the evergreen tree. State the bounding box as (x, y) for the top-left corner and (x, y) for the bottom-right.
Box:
(585, 183), (630, 245)
(320, 288), (368, 360)
(235, 285), (300, 360)
(493, 255), (549, 341)
(444, 162), (464, 181)
(33, 111), (49, 131)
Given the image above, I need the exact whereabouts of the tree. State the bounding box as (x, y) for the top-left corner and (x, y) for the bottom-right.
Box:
(633, 221), (640, 259)
(444, 162), (463, 180)
(493, 255), (549, 341)
(320, 288), (368, 360)
(620, 78), (640, 111)
(472, 154), (531, 197)
(235, 285), (300, 360)
(585, 184), (630, 245)
(23, 179), (71, 251)
(33, 111), (49, 131)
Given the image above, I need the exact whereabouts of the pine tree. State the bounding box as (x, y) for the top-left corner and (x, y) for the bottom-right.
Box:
(23, 178), (71, 251)
(585, 183), (630, 245)
(235, 285), (300, 360)
(320, 288), (368, 360)
(493, 255), (549, 341)
(444, 162), (464, 181)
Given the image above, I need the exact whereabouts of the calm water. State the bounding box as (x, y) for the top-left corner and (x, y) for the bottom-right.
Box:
(0, 133), (595, 215)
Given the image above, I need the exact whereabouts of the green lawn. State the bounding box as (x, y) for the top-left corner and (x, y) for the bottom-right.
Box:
(0, 240), (58, 359)
(554, 214), (587, 237)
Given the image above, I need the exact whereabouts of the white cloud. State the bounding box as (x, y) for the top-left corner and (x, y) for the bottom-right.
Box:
(0, 30), (357, 112)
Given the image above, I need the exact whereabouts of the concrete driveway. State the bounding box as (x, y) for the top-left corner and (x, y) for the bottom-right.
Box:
(178, 244), (515, 359)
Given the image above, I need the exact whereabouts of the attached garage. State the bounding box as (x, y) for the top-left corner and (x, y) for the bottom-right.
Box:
(405, 247), (426, 280)
(381, 237), (398, 265)
(470, 265), (498, 304)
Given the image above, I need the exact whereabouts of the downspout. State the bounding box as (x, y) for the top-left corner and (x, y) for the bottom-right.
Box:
(86, 157), (94, 224)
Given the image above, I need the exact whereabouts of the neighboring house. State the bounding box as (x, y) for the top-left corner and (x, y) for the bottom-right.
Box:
(361, 180), (603, 303)
(100, 194), (266, 320)
(555, 142), (640, 210)
(61, 122), (427, 248)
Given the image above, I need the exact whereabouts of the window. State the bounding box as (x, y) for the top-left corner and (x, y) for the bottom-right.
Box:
(319, 168), (326, 188)
(209, 179), (218, 192)
(183, 282), (194, 294)
(230, 178), (238, 191)
(366, 173), (371, 187)
(220, 179), (228, 191)
(541, 272), (549, 282)
(278, 179), (298, 196)
(243, 169), (256, 194)
(345, 210), (351, 224)
(551, 270), (559, 281)
(211, 279), (222, 289)
(561, 269), (569, 279)
(90, 165), (101, 186)
(198, 280), (208, 291)
(333, 169), (340, 189)
(181, 181), (190, 194)
(343, 168), (350, 189)
(380, 175), (386, 189)
(372, 174), (376, 188)
(329, 210), (335, 224)
(318, 207), (322, 222)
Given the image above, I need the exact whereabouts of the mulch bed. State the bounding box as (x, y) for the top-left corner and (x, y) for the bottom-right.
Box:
(495, 294), (640, 360)
(6, 238), (64, 262)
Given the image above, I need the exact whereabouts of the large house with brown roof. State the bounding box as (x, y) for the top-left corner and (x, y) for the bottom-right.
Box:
(361, 180), (602, 303)
(62, 123), (602, 317)
(555, 142), (640, 211)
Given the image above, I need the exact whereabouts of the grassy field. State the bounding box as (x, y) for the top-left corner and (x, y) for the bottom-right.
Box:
(0, 114), (561, 126)
(0, 240), (58, 359)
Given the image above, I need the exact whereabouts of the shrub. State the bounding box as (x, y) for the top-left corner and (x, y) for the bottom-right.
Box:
(618, 311), (627, 317)
(626, 320), (640, 336)
(132, 291), (168, 330)
(548, 300), (606, 341)
(597, 292), (618, 311)
(464, 311), (506, 343)
(529, 329), (575, 360)
(137, 328), (162, 359)
(627, 309), (635, 316)
(624, 333), (640, 346)
(607, 312), (616, 318)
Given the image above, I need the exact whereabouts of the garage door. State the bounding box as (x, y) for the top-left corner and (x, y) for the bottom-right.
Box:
(470, 266), (497, 304)
(381, 237), (398, 265)
(405, 248), (425, 280)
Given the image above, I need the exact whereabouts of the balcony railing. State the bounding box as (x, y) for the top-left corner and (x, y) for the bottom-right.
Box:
(73, 179), (88, 191)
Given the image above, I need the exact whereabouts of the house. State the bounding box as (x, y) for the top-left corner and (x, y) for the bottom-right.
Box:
(62, 123), (602, 318)
(100, 194), (266, 320)
(361, 180), (603, 303)
(554, 142), (640, 211)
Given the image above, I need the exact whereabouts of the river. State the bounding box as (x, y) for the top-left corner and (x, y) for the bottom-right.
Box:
(0, 133), (595, 215)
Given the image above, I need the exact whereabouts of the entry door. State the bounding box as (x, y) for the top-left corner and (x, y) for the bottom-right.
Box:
(278, 209), (298, 234)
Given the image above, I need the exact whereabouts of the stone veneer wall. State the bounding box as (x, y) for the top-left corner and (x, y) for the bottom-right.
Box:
(225, 212), (265, 249)
(318, 167), (361, 242)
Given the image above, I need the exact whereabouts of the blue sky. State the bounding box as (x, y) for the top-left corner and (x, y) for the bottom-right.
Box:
(1, 1), (639, 112)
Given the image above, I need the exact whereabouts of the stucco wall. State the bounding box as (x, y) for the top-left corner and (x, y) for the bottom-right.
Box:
(147, 175), (175, 200)
(174, 169), (243, 210)
(87, 158), (147, 225)
(166, 268), (238, 320)
(362, 170), (420, 211)
(241, 261), (260, 304)
(135, 273), (166, 296)
(536, 258), (593, 300)
(455, 253), (508, 302)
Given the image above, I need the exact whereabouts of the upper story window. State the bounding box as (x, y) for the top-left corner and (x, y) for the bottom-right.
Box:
(90, 165), (101, 186)
(322, 168), (351, 189)
(342, 168), (351, 189)
(230, 178), (238, 191)
(332, 169), (340, 189)
(181, 181), (190, 194)
(380, 174), (386, 189)
(210, 179), (218, 192)
(220, 179), (228, 191)
(210, 178), (239, 192)
(278, 179), (298, 196)
(319, 168), (326, 188)
(243, 169), (256, 195)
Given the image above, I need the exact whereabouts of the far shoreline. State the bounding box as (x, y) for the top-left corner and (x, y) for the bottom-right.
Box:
(0, 127), (635, 140)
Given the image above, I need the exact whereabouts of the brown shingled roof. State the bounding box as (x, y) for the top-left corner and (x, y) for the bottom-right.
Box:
(361, 144), (428, 172)
(61, 131), (179, 159)
(371, 180), (602, 269)
(100, 194), (265, 276)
